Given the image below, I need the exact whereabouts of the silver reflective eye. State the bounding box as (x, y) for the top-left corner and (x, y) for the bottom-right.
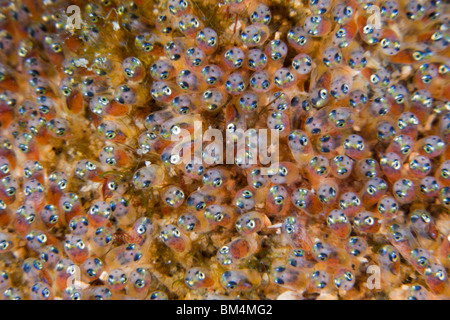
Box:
(367, 185), (376, 195)
(219, 246), (229, 254)
(286, 226), (294, 233)
(364, 216), (374, 225)
(436, 270), (446, 281)
(246, 220), (256, 229)
(76, 240), (85, 249)
(227, 123), (236, 133)
(137, 225), (146, 234)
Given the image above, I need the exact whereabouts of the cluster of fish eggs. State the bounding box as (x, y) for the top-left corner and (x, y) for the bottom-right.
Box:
(0, 0), (448, 300)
